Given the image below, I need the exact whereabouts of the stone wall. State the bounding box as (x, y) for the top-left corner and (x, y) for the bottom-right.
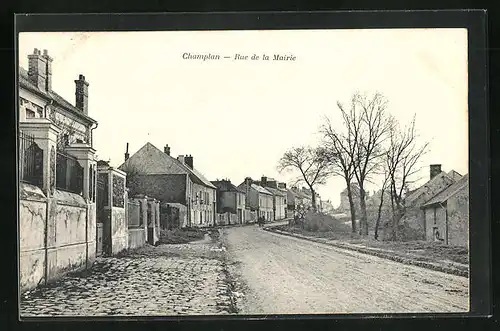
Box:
(446, 185), (469, 247)
(19, 183), (94, 293)
(128, 228), (146, 250)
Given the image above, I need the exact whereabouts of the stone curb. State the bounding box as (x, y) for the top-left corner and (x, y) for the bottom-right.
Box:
(263, 226), (469, 278)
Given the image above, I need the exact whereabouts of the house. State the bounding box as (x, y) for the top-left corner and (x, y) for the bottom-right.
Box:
(301, 187), (322, 212)
(238, 177), (274, 221)
(254, 176), (287, 221)
(211, 179), (246, 225)
(118, 143), (217, 228)
(19, 49), (98, 149)
(397, 164), (462, 239)
(338, 183), (362, 215)
(421, 174), (469, 247)
(18, 48), (100, 291)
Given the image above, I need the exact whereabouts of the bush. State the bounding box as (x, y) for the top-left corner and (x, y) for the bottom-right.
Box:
(302, 211), (351, 233)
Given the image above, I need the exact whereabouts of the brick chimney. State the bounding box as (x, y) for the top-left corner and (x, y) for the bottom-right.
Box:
(278, 182), (287, 189)
(164, 144), (171, 155)
(75, 74), (89, 115)
(430, 164), (442, 180)
(261, 176), (267, 187)
(28, 48), (52, 91)
(268, 180), (278, 188)
(177, 155), (185, 164)
(185, 155), (193, 169)
(124, 143), (130, 161)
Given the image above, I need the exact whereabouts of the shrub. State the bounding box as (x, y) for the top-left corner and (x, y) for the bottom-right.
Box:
(302, 211), (351, 233)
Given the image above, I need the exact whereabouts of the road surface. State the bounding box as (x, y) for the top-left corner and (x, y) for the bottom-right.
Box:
(224, 225), (469, 314)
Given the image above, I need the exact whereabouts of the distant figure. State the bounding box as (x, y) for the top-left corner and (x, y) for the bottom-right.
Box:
(258, 216), (264, 227)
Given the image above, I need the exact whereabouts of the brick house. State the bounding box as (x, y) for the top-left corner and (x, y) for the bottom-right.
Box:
(238, 178), (274, 221)
(211, 179), (246, 225)
(421, 174), (469, 247)
(118, 143), (216, 228)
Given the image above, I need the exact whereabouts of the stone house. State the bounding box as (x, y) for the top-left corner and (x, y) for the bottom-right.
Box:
(238, 178), (274, 221)
(211, 179), (246, 225)
(18, 48), (100, 292)
(399, 165), (461, 237)
(421, 174), (469, 247)
(118, 143), (216, 228)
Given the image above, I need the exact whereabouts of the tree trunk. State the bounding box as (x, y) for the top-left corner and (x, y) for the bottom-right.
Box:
(359, 186), (368, 236)
(346, 183), (357, 233)
(310, 186), (317, 212)
(374, 190), (385, 240)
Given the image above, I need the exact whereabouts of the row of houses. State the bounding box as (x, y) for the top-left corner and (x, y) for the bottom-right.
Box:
(119, 142), (322, 228)
(335, 164), (469, 246)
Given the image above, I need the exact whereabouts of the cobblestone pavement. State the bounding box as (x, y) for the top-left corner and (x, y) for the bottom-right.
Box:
(20, 235), (237, 317)
(224, 225), (469, 315)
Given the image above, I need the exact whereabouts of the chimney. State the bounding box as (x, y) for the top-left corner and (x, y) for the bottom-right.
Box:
(268, 180), (278, 188)
(185, 155), (193, 169)
(28, 48), (49, 91)
(278, 182), (287, 189)
(42, 49), (53, 91)
(75, 74), (89, 115)
(164, 144), (171, 155)
(261, 176), (267, 187)
(430, 164), (442, 180)
(124, 143), (130, 161)
(177, 155), (185, 164)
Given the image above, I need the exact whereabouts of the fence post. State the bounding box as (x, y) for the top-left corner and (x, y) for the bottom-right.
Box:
(19, 119), (60, 196)
(65, 143), (97, 265)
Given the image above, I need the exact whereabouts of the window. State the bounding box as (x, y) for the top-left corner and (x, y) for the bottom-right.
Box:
(25, 108), (36, 118)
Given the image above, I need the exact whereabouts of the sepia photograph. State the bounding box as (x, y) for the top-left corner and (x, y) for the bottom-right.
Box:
(17, 26), (471, 317)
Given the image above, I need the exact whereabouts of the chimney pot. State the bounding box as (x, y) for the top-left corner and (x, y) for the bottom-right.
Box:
(164, 144), (171, 155)
(430, 164), (442, 180)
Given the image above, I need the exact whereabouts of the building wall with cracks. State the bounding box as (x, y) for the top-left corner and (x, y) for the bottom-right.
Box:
(19, 183), (96, 293)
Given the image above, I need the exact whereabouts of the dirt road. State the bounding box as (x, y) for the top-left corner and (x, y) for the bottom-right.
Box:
(224, 225), (469, 314)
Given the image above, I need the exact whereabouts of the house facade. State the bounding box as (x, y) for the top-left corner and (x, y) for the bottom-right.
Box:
(238, 178), (274, 221)
(421, 174), (469, 247)
(254, 176), (287, 220)
(118, 143), (216, 228)
(398, 164), (461, 239)
(211, 179), (246, 225)
(18, 48), (100, 291)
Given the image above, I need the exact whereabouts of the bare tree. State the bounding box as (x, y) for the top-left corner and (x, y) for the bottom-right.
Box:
(320, 109), (359, 233)
(374, 169), (390, 240)
(385, 115), (430, 240)
(349, 92), (392, 236)
(277, 146), (332, 212)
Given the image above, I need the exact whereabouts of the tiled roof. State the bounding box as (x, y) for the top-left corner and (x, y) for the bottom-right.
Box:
(118, 142), (215, 189)
(265, 187), (286, 197)
(423, 174), (469, 207)
(251, 184), (272, 195)
(19, 67), (96, 124)
(404, 171), (456, 206)
(211, 180), (246, 193)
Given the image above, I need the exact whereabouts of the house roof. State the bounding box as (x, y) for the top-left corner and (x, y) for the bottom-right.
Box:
(211, 180), (246, 193)
(404, 171), (457, 206)
(265, 187), (286, 197)
(423, 174), (469, 207)
(118, 142), (216, 189)
(19, 67), (97, 125)
(251, 184), (273, 195)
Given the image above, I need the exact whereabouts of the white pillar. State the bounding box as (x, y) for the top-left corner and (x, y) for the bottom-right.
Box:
(19, 119), (60, 196)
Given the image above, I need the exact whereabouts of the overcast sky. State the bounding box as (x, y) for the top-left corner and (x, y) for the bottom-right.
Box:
(18, 29), (468, 207)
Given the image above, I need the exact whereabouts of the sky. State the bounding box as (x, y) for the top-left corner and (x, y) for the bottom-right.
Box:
(18, 29), (469, 207)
